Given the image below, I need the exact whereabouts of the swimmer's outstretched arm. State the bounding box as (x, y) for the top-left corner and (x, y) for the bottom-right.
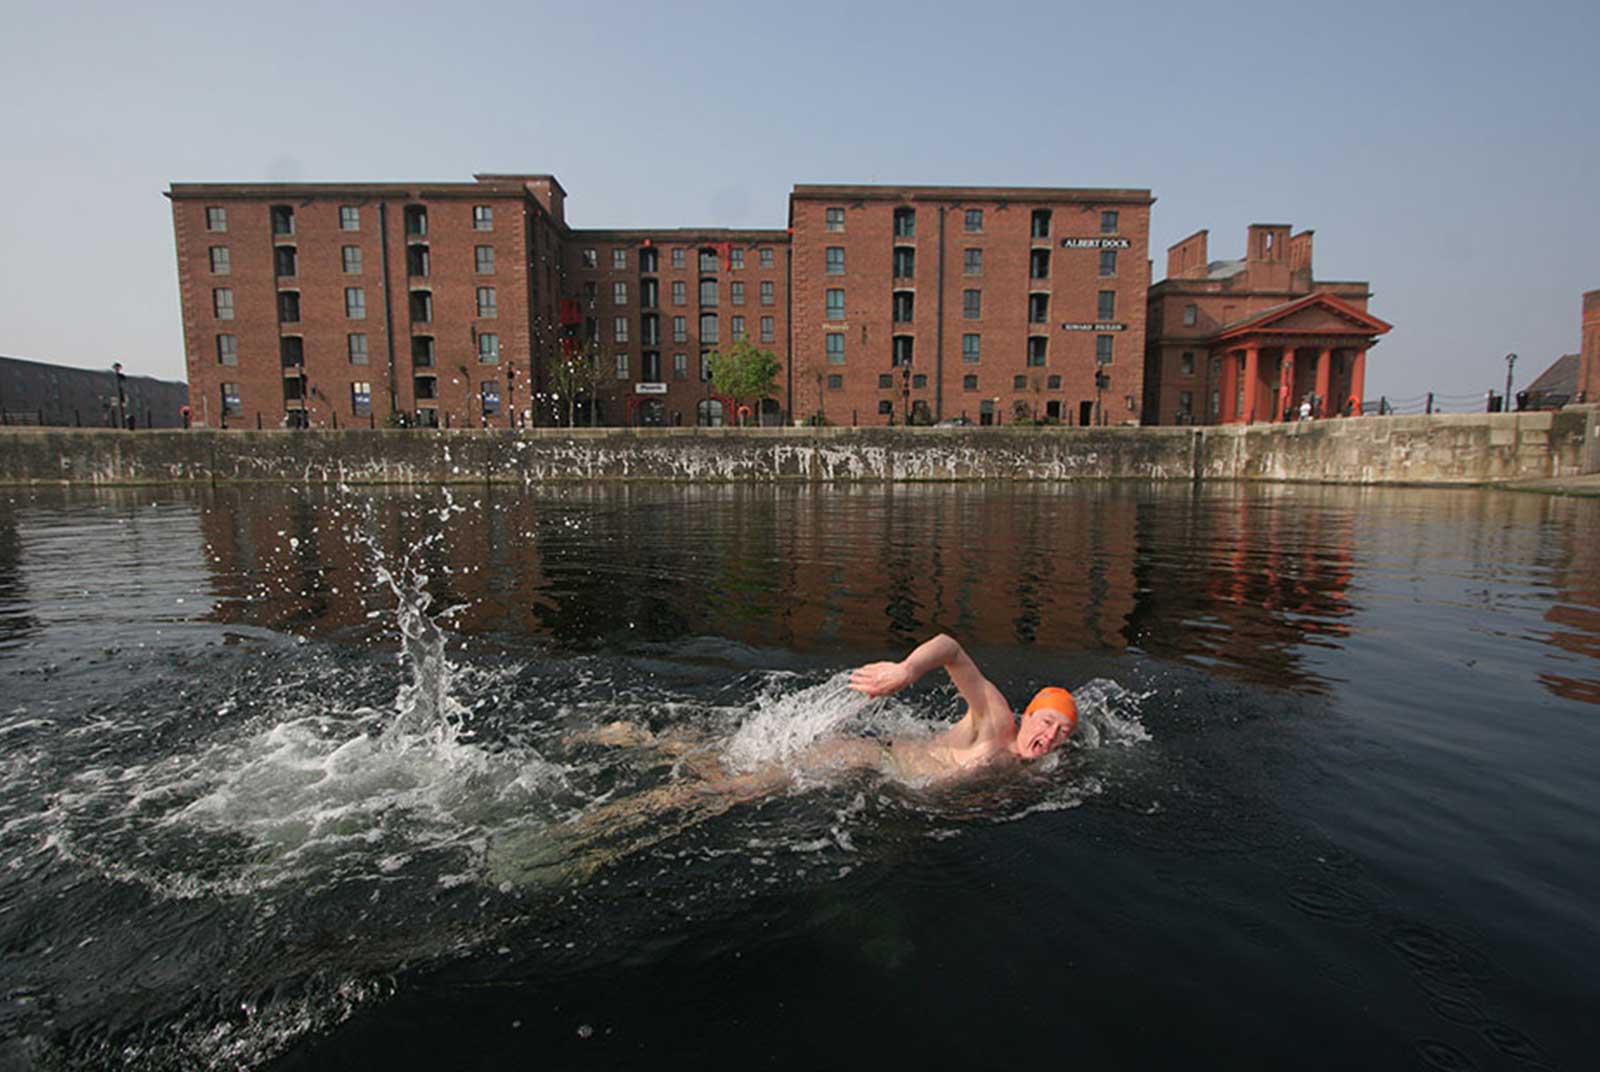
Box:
(850, 634), (1005, 727)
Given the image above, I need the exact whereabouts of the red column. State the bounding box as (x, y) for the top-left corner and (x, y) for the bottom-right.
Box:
(1242, 346), (1260, 423)
(1349, 348), (1367, 416)
(1278, 347), (1295, 422)
(1218, 350), (1236, 423)
(1315, 347), (1333, 417)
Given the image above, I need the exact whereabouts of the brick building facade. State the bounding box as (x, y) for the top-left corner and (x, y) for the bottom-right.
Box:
(169, 174), (1162, 430)
(1143, 225), (1391, 425)
(790, 186), (1153, 426)
(1581, 289), (1600, 405)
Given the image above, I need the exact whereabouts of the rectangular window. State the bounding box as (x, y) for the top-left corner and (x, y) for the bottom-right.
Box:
(640, 247), (658, 273)
(351, 381), (372, 416)
(673, 353), (688, 380)
(1031, 209), (1051, 238)
(477, 287), (497, 317)
(277, 291), (300, 323)
(345, 287), (366, 319)
(614, 316), (629, 342)
(404, 205), (427, 236)
(1030, 249), (1049, 280)
(279, 336), (303, 367)
(699, 249), (719, 273)
(641, 278), (659, 308)
(216, 334), (237, 365)
(893, 247), (915, 279)
(641, 314), (660, 345)
(912, 373), (927, 389)
(476, 245), (495, 274)
(963, 248), (982, 275)
(1179, 390), (1194, 416)
(474, 205), (494, 231)
(826, 332), (845, 364)
(962, 289), (981, 319)
(414, 376), (437, 401)
(760, 248), (774, 268)
(478, 333), (500, 363)
(615, 353), (629, 379)
(340, 205), (360, 231)
(893, 208), (915, 238)
(1013, 374), (1028, 390)
(480, 381), (500, 412)
(731, 315), (746, 340)
(760, 281), (775, 306)
(1183, 303), (1197, 326)
(341, 245), (362, 274)
(1028, 337), (1047, 366)
(612, 248), (627, 270)
(672, 280), (687, 306)
(641, 352), (661, 381)
(407, 245), (430, 276)
(348, 333), (369, 364)
(964, 208), (983, 232)
(879, 399), (893, 414)
(962, 334), (980, 363)
(213, 288), (234, 319)
(825, 207), (845, 231)
(672, 316), (687, 342)
(699, 314), (719, 344)
(1048, 374), (1061, 389)
(963, 374), (978, 391)
(410, 291), (432, 322)
(825, 289), (845, 320)
(671, 248), (686, 269)
(1098, 290), (1116, 320)
(892, 336), (913, 366)
(879, 374), (893, 389)
(275, 245), (297, 277)
(1099, 250), (1118, 277)
(1100, 210), (1119, 234)
(730, 281), (745, 306)
(221, 382), (241, 415)
(1180, 351), (1196, 376)
(582, 248), (598, 268)
(412, 336), (435, 366)
(270, 205), (294, 236)
(826, 247), (845, 275)
(205, 206), (227, 232)
(827, 374), (843, 390)
(892, 291), (914, 323)
(730, 249), (745, 269)
(614, 281), (628, 305)
(209, 246), (230, 274)
(760, 315), (774, 343)
(1096, 335), (1114, 365)
(699, 353), (711, 382)
(699, 279), (718, 306)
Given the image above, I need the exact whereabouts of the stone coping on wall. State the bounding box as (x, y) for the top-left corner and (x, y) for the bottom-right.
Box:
(1, 408), (1594, 487)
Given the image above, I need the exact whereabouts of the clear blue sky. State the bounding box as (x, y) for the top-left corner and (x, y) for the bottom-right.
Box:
(2, 0), (1594, 402)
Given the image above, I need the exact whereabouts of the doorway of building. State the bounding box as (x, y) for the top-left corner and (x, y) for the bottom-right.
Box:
(1079, 400), (1094, 426)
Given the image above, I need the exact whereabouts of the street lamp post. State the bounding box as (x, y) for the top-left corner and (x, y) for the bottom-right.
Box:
(1504, 353), (1517, 412)
(112, 362), (126, 429)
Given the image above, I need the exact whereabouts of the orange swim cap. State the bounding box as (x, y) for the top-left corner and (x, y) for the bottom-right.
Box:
(1023, 687), (1078, 731)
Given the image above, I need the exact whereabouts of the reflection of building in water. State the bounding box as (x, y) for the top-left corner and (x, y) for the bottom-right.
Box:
(1121, 486), (1356, 691)
(1541, 498), (1600, 704)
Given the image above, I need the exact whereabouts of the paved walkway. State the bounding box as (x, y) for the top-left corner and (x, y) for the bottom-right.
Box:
(1501, 473), (1600, 497)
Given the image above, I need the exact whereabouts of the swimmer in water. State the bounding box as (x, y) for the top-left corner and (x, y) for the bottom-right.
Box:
(507, 635), (1078, 884)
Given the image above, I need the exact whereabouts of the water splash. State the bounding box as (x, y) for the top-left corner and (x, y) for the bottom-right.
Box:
(721, 672), (880, 772)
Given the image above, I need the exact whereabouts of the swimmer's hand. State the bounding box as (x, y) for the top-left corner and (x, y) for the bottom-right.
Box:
(850, 660), (912, 697)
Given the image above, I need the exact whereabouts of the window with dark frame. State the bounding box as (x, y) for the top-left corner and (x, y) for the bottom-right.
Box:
(893, 247), (915, 278)
(1180, 351), (1196, 376)
(826, 289), (845, 320)
(964, 248), (982, 275)
(275, 245), (297, 277)
(280, 336), (303, 368)
(699, 248), (719, 273)
(826, 332), (845, 364)
(277, 291), (300, 323)
(730, 281), (745, 306)
(893, 207), (915, 238)
(879, 399), (893, 414)
(476, 246), (495, 274)
(760, 281), (774, 305)
(412, 336), (435, 366)
(1013, 374), (1027, 390)
(760, 248), (774, 268)
(962, 334), (980, 363)
(964, 208), (983, 232)
(404, 205), (427, 237)
(582, 248), (597, 268)
(480, 381), (500, 412)
(672, 280), (687, 306)
(640, 248), (658, 273)
(760, 316), (774, 342)
(345, 287), (366, 319)
(407, 245), (430, 276)
(205, 206), (227, 232)
(410, 291), (432, 322)
(612, 248), (627, 270)
(672, 316), (687, 343)
(209, 246), (229, 274)
(892, 336), (913, 366)
(879, 374), (893, 389)
(1100, 210), (1119, 234)
(825, 207), (845, 231)
(1030, 249), (1049, 279)
(216, 334), (237, 365)
(478, 333), (499, 363)
(614, 281), (628, 305)
(963, 374), (978, 390)
(1183, 303), (1197, 326)
(730, 249), (745, 269)
(348, 333), (369, 365)
(1099, 249), (1118, 277)
(826, 247), (845, 275)
(213, 288), (234, 320)
(731, 315), (745, 340)
(1031, 209), (1051, 238)
(892, 291), (914, 323)
(613, 316), (628, 342)
(674, 353), (688, 379)
(474, 205), (494, 231)
(221, 382), (241, 415)
(1096, 335), (1114, 365)
(1098, 290), (1116, 320)
(1028, 294), (1048, 324)
(671, 248), (685, 268)
(699, 279), (717, 307)
(341, 245), (362, 274)
(270, 205), (294, 236)
(912, 373), (926, 388)
(699, 314), (719, 344)
(340, 206), (360, 231)
(827, 374), (843, 390)
(1047, 374), (1061, 389)
(477, 287), (497, 318)
(351, 381), (372, 416)
(963, 289), (981, 319)
(1027, 337), (1047, 366)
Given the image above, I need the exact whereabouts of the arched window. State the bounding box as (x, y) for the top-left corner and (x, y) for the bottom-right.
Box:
(697, 398), (725, 427)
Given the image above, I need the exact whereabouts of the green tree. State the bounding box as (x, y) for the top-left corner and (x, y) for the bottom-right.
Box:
(551, 343), (601, 428)
(706, 339), (781, 426)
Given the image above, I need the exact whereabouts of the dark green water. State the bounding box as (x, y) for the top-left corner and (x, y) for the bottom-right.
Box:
(0, 483), (1595, 1070)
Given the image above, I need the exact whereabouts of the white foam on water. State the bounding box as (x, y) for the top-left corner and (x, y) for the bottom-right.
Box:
(721, 672), (882, 772)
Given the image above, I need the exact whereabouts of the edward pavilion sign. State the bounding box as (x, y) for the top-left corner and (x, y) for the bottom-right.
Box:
(1060, 322), (1127, 332)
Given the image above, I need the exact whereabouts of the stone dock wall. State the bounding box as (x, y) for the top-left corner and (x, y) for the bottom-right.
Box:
(1, 408), (1595, 486)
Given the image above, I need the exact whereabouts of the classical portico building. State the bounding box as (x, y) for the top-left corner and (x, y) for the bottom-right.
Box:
(1143, 224), (1391, 425)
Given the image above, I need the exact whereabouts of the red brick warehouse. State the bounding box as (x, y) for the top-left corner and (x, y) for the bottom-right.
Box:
(1144, 225), (1392, 425)
(789, 185), (1154, 427)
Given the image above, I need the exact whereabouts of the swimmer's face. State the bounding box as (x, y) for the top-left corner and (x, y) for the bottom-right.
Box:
(1018, 707), (1075, 759)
